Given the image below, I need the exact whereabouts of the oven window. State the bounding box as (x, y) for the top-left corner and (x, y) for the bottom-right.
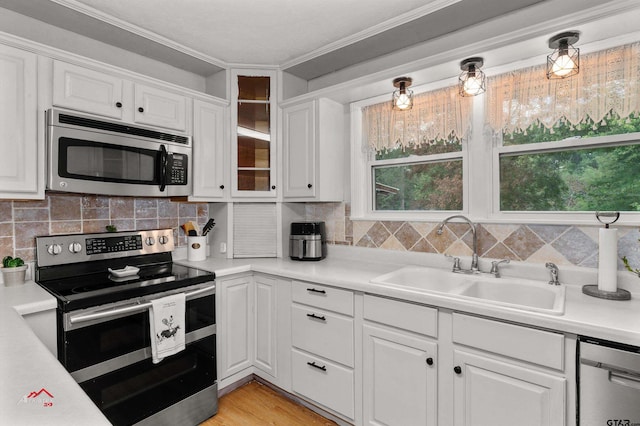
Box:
(80, 336), (216, 426)
(63, 294), (215, 372)
(59, 138), (158, 184)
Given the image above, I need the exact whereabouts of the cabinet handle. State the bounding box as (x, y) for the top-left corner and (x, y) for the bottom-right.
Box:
(306, 313), (326, 321)
(115, 102), (122, 108)
(306, 288), (326, 294)
(426, 357), (434, 366)
(219, 185), (225, 189)
(454, 366), (462, 374)
(307, 183), (313, 188)
(271, 185), (276, 190)
(307, 361), (327, 372)
(138, 107), (144, 113)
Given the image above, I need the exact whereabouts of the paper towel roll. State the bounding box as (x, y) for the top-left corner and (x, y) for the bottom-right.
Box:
(597, 228), (618, 292)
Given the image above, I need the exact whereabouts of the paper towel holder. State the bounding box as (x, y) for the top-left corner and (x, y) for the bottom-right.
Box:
(595, 211), (620, 228)
(583, 211), (630, 300)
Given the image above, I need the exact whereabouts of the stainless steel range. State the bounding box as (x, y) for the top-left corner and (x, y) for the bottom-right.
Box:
(35, 229), (217, 426)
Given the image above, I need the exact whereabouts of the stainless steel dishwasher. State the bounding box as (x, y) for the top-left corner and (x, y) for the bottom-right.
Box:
(579, 337), (640, 426)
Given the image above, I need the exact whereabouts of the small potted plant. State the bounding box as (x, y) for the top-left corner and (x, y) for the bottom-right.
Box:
(2, 255), (28, 286)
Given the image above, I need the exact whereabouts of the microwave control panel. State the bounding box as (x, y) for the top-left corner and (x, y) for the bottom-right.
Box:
(168, 153), (188, 185)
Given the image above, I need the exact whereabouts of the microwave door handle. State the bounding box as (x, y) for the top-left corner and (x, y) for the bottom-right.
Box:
(158, 145), (168, 192)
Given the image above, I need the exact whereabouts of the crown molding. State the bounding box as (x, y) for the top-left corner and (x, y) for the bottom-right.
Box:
(280, 0), (460, 70)
(49, 0), (229, 69)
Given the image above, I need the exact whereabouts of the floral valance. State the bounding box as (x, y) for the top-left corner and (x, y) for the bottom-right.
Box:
(363, 86), (472, 152)
(486, 42), (640, 134)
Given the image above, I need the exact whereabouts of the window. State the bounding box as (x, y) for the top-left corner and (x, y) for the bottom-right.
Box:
(362, 85), (471, 215)
(353, 40), (640, 223)
(489, 42), (640, 215)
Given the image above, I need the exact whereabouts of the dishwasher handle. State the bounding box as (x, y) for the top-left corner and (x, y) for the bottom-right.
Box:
(611, 371), (640, 391)
(69, 284), (215, 325)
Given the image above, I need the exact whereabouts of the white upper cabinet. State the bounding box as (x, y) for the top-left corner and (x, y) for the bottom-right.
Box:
(134, 84), (187, 131)
(53, 61), (125, 119)
(282, 98), (344, 201)
(53, 61), (188, 132)
(231, 69), (277, 198)
(0, 44), (40, 199)
(190, 99), (227, 200)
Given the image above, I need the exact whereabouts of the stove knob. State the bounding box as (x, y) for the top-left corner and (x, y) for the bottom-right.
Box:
(68, 242), (82, 254)
(145, 237), (155, 246)
(47, 244), (62, 255)
(159, 235), (169, 245)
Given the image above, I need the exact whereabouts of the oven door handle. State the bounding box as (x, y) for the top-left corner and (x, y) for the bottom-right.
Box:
(69, 284), (215, 325)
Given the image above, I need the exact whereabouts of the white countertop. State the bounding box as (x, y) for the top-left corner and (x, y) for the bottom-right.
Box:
(0, 282), (110, 426)
(2, 247), (639, 425)
(178, 248), (640, 347)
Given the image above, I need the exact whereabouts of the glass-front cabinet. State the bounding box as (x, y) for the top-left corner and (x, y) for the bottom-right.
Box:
(231, 69), (277, 197)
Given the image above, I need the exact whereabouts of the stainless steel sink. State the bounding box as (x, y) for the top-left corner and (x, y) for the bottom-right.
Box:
(455, 278), (566, 315)
(370, 266), (566, 315)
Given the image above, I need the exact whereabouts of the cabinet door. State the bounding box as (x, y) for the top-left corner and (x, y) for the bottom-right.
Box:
(363, 324), (438, 426)
(254, 274), (277, 376)
(283, 101), (315, 198)
(53, 61), (124, 119)
(191, 99), (226, 199)
(0, 45), (39, 198)
(217, 276), (253, 379)
(134, 84), (187, 131)
(453, 350), (566, 426)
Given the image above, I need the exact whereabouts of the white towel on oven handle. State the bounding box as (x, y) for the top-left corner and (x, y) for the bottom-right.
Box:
(149, 292), (186, 364)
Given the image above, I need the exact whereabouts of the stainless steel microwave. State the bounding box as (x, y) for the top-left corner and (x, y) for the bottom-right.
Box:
(46, 108), (191, 197)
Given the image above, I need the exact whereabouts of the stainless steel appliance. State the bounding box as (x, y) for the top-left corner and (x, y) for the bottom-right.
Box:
(46, 108), (191, 197)
(579, 337), (640, 426)
(35, 229), (217, 426)
(289, 221), (326, 261)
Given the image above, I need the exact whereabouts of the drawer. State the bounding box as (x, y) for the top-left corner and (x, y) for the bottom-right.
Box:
(292, 281), (354, 316)
(291, 348), (354, 420)
(292, 304), (354, 367)
(452, 313), (564, 370)
(364, 294), (438, 337)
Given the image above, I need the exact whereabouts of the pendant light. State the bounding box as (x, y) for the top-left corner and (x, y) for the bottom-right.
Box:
(458, 57), (486, 96)
(392, 77), (413, 111)
(546, 31), (580, 79)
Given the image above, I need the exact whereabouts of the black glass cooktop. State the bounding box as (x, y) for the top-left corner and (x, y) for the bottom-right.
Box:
(36, 254), (215, 311)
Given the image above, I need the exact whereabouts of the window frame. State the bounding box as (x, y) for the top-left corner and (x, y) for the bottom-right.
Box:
(351, 80), (472, 222)
(351, 48), (640, 226)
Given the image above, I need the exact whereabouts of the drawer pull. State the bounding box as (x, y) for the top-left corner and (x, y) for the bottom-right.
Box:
(306, 313), (326, 321)
(307, 361), (327, 372)
(307, 288), (326, 294)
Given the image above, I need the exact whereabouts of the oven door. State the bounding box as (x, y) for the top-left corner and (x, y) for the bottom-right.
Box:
(47, 125), (190, 197)
(61, 283), (216, 426)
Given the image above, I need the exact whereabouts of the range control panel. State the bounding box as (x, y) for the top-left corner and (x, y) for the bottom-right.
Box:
(36, 229), (175, 267)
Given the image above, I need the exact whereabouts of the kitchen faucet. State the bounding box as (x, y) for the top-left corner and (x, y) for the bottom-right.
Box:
(546, 262), (560, 285)
(437, 215), (479, 272)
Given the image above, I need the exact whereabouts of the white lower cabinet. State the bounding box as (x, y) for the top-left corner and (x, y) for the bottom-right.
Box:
(363, 295), (439, 426)
(254, 274), (277, 377)
(451, 313), (569, 426)
(292, 348), (355, 420)
(217, 275), (253, 380)
(363, 324), (437, 426)
(452, 350), (566, 426)
(290, 281), (356, 422)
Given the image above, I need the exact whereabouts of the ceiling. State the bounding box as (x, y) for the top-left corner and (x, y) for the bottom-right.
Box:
(0, 0), (548, 79)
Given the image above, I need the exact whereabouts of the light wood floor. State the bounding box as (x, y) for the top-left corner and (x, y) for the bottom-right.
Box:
(200, 381), (337, 426)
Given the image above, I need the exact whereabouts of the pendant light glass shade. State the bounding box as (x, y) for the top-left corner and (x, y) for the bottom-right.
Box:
(546, 31), (580, 79)
(392, 77), (413, 111)
(459, 58), (486, 97)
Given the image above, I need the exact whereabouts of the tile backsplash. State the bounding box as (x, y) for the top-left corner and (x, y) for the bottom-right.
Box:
(304, 202), (640, 271)
(0, 194), (209, 262)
